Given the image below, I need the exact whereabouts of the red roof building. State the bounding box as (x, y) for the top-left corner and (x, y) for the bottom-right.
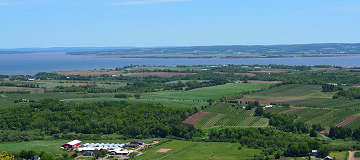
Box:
(62, 140), (82, 149)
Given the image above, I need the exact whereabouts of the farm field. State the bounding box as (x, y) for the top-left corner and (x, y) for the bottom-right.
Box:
(288, 98), (360, 109)
(329, 151), (348, 160)
(57, 70), (122, 76)
(282, 108), (358, 127)
(97, 84), (126, 89)
(124, 72), (197, 77)
(137, 140), (261, 160)
(67, 97), (208, 108)
(142, 83), (272, 101)
(0, 92), (87, 102)
(246, 84), (331, 98)
(344, 117), (360, 130)
(194, 103), (269, 128)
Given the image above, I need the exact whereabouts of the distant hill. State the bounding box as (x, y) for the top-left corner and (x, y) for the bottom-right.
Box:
(0, 46), (137, 54)
(1, 43), (359, 58)
(65, 43), (360, 58)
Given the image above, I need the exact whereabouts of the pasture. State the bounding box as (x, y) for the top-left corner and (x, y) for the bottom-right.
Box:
(137, 140), (261, 160)
(142, 83), (272, 101)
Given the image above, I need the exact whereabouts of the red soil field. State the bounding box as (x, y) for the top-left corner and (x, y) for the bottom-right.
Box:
(126, 72), (197, 77)
(57, 71), (122, 76)
(320, 116), (360, 135)
(249, 69), (293, 73)
(335, 116), (360, 127)
(236, 97), (307, 104)
(214, 72), (256, 76)
(183, 112), (210, 124)
(285, 108), (303, 114)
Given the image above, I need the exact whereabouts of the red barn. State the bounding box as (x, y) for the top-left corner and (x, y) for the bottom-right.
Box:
(62, 140), (82, 149)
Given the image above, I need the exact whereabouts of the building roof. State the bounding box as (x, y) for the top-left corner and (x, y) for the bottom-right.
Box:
(66, 140), (81, 145)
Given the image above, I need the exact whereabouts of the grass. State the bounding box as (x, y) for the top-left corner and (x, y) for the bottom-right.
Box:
(247, 84), (332, 98)
(142, 83), (272, 101)
(38, 83), (78, 87)
(137, 140), (262, 160)
(289, 98), (360, 109)
(329, 151), (348, 160)
(0, 140), (70, 153)
(98, 84), (125, 89)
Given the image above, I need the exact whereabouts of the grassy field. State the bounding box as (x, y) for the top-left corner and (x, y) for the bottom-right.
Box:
(288, 98), (360, 109)
(38, 83), (78, 87)
(194, 103), (269, 128)
(137, 140), (261, 160)
(67, 97), (208, 108)
(329, 151), (348, 160)
(246, 84), (333, 98)
(98, 84), (125, 89)
(143, 83), (272, 101)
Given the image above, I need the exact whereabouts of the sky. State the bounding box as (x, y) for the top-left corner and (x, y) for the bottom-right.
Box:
(0, 0), (359, 48)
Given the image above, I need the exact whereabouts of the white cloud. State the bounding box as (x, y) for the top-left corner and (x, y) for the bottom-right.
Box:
(111, 0), (193, 5)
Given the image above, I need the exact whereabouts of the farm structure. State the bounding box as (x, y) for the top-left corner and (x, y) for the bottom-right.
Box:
(78, 143), (133, 156)
(62, 140), (81, 149)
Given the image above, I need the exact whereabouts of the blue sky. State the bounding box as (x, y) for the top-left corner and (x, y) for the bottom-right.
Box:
(0, 0), (359, 48)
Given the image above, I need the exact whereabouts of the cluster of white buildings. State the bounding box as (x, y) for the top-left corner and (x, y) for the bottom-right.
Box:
(78, 143), (133, 156)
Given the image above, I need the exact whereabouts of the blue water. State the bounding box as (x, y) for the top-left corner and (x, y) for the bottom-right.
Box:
(1, 52), (359, 75)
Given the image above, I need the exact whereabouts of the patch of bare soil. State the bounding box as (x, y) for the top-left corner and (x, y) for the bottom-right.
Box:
(314, 68), (340, 71)
(156, 149), (172, 153)
(126, 72), (197, 77)
(183, 112), (210, 124)
(236, 97), (307, 104)
(57, 71), (122, 76)
(336, 116), (360, 127)
(348, 151), (360, 160)
(285, 108), (303, 114)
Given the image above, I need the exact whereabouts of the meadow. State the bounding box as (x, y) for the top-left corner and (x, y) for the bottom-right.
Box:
(246, 84), (332, 98)
(137, 140), (261, 160)
(142, 83), (272, 101)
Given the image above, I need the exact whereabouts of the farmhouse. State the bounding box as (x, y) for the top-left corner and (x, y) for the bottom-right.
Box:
(62, 140), (82, 149)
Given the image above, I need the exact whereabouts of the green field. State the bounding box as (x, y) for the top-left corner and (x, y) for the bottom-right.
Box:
(137, 140), (261, 160)
(0, 92), (87, 101)
(194, 103), (269, 128)
(354, 152), (360, 157)
(344, 117), (360, 130)
(247, 84), (333, 98)
(98, 84), (125, 89)
(38, 83), (78, 87)
(329, 151), (348, 160)
(288, 98), (360, 109)
(143, 83), (272, 101)
(67, 97), (208, 108)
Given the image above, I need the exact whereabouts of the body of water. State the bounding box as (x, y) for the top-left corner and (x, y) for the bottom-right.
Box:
(1, 52), (360, 75)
